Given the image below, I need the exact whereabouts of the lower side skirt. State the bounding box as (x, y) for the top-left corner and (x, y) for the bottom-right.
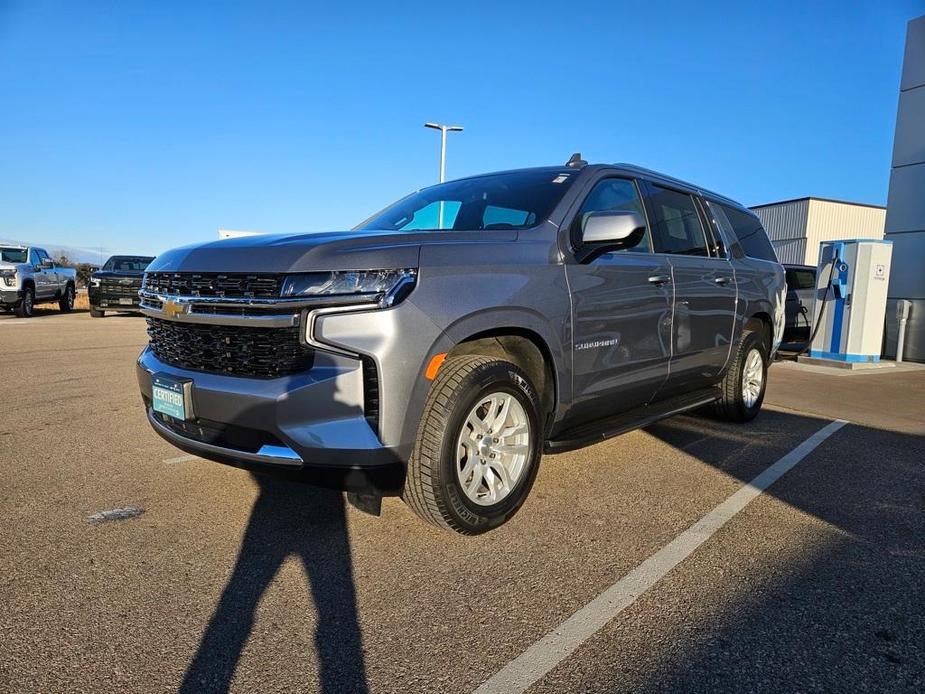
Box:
(544, 387), (721, 454)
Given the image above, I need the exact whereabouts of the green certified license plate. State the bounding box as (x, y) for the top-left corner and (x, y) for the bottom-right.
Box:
(152, 374), (192, 420)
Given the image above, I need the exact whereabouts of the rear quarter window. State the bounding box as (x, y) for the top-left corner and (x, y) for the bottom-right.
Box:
(719, 204), (778, 262)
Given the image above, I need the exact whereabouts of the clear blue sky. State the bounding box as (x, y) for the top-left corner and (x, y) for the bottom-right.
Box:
(1, 0), (921, 257)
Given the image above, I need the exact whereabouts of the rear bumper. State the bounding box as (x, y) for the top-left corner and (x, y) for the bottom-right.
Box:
(136, 346), (405, 493)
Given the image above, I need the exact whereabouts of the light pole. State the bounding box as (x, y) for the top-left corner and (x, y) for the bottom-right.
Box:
(424, 122), (463, 228)
(424, 122), (463, 182)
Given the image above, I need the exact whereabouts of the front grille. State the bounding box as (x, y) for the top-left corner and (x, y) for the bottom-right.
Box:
(146, 317), (313, 378)
(101, 278), (142, 298)
(144, 272), (282, 298)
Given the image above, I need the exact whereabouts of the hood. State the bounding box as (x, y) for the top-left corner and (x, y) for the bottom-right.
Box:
(0, 261), (23, 272)
(145, 229), (517, 274)
(93, 269), (146, 279)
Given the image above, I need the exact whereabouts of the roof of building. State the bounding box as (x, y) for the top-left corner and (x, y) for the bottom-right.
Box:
(750, 196), (886, 211)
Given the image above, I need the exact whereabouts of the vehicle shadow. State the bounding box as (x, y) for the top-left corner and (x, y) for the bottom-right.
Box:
(179, 474), (368, 694)
(0, 306), (89, 319)
(627, 409), (925, 692)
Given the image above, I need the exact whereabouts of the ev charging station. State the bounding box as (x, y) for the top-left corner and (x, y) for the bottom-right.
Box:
(809, 239), (894, 363)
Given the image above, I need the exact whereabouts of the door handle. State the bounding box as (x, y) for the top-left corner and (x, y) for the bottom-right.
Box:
(714, 276), (731, 286)
(648, 275), (671, 285)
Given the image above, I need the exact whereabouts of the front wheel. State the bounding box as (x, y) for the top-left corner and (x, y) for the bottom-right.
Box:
(403, 355), (543, 534)
(711, 327), (767, 422)
(14, 286), (35, 318)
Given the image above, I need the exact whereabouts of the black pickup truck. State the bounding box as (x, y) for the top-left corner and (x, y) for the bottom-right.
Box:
(89, 255), (154, 317)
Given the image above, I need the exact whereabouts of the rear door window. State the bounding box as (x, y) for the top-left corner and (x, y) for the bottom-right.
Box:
(719, 204), (778, 261)
(645, 185), (709, 256)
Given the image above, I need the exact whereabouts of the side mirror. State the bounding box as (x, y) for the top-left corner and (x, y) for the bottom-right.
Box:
(578, 210), (646, 261)
(41, 258), (55, 269)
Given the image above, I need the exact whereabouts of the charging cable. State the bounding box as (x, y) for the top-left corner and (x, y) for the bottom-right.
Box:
(778, 250), (839, 361)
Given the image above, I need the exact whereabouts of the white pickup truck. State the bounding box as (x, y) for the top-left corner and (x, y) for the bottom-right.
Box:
(0, 245), (77, 317)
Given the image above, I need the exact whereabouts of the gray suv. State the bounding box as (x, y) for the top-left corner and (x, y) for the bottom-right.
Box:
(136, 159), (785, 534)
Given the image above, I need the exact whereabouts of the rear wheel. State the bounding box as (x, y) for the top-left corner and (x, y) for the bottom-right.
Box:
(14, 286), (35, 318)
(711, 328), (767, 422)
(59, 284), (75, 312)
(403, 355), (543, 534)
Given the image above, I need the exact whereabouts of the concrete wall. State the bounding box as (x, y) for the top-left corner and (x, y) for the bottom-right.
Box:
(884, 15), (925, 362)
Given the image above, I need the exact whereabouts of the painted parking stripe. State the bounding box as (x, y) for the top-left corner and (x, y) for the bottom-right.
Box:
(474, 418), (848, 694)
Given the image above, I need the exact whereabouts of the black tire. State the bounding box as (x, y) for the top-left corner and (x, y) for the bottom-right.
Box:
(59, 284), (75, 312)
(14, 286), (35, 318)
(403, 355), (543, 534)
(711, 327), (767, 422)
(90, 308), (105, 318)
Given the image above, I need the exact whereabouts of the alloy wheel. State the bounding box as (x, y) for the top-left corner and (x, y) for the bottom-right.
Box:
(742, 348), (764, 408)
(455, 392), (531, 506)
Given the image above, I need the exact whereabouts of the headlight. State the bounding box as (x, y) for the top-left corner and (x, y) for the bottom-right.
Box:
(0, 270), (15, 287)
(90, 276), (101, 287)
(281, 269), (416, 306)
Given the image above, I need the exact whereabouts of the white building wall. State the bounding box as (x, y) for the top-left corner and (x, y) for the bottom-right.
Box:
(753, 198), (885, 266)
(804, 200), (886, 265)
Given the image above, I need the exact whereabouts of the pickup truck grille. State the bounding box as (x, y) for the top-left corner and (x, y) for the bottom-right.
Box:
(144, 272), (282, 298)
(101, 277), (143, 297)
(146, 317), (313, 378)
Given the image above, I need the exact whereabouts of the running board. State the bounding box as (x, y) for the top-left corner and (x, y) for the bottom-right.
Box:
(544, 388), (721, 454)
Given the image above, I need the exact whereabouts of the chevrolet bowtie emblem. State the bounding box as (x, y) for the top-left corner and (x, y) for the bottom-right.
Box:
(163, 298), (189, 318)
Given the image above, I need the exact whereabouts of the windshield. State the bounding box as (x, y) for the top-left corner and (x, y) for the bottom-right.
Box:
(0, 247), (27, 263)
(358, 169), (578, 232)
(103, 256), (154, 271)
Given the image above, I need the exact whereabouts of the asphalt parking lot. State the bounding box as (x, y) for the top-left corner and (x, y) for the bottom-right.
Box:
(2, 310), (924, 693)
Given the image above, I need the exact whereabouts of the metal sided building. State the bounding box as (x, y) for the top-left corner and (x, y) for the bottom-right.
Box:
(750, 197), (886, 266)
(883, 14), (925, 363)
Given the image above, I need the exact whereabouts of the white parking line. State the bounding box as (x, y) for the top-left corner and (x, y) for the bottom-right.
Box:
(474, 418), (848, 694)
(164, 454), (200, 465)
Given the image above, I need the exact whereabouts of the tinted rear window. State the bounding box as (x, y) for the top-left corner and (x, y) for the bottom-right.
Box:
(719, 205), (778, 261)
(786, 268), (816, 290)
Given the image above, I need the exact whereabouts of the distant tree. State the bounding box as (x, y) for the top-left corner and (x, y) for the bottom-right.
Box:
(75, 263), (96, 288)
(53, 252), (73, 267)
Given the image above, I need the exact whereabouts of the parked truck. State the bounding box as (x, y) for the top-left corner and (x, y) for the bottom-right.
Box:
(136, 158), (785, 534)
(0, 245), (77, 317)
(88, 255), (155, 317)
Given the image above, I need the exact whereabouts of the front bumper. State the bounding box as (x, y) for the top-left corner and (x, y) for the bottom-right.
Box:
(0, 288), (22, 306)
(89, 285), (142, 310)
(136, 347), (405, 493)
